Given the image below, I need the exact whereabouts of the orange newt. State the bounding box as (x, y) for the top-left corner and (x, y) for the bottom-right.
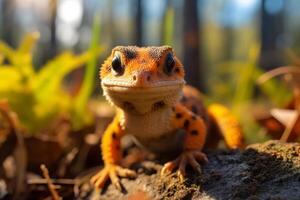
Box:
(91, 46), (244, 190)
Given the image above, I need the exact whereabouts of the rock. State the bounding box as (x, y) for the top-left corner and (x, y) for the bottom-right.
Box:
(87, 140), (300, 200)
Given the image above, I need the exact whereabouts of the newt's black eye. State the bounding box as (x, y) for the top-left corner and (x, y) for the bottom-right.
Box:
(111, 54), (124, 75)
(164, 53), (175, 75)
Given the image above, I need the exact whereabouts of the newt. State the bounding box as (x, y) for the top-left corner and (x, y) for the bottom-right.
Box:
(91, 46), (244, 190)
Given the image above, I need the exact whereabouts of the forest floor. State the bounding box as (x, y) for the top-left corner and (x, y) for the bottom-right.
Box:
(86, 140), (300, 200)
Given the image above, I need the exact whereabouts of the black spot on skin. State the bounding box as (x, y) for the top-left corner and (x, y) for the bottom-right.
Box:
(112, 132), (117, 139)
(191, 115), (197, 120)
(191, 105), (198, 114)
(124, 101), (135, 110)
(172, 106), (175, 111)
(124, 49), (137, 59)
(181, 96), (187, 103)
(175, 67), (180, 73)
(190, 130), (198, 135)
(184, 120), (190, 129)
(112, 46), (137, 61)
(176, 113), (182, 118)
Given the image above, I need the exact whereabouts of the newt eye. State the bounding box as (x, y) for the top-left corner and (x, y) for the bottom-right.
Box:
(164, 53), (175, 75)
(111, 54), (124, 75)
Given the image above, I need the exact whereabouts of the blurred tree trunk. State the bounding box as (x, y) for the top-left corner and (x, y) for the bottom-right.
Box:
(49, 0), (57, 59)
(183, 0), (204, 91)
(1, 0), (14, 46)
(39, 0), (57, 66)
(259, 0), (286, 70)
(135, 0), (143, 46)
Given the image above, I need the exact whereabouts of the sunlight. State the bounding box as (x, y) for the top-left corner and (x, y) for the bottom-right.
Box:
(235, 0), (258, 8)
(57, 0), (83, 27)
(56, 0), (83, 47)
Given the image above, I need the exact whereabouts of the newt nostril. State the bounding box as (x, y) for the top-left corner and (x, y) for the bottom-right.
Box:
(133, 75), (137, 81)
(132, 72), (151, 83)
(147, 75), (151, 82)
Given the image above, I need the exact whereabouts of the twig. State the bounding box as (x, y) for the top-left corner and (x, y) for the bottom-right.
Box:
(57, 147), (79, 177)
(257, 66), (300, 84)
(40, 164), (62, 200)
(257, 66), (300, 142)
(27, 178), (76, 185)
(280, 112), (299, 142)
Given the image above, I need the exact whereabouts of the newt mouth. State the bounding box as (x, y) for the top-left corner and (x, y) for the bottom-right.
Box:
(102, 80), (184, 114)
(101, 79), (185, 90)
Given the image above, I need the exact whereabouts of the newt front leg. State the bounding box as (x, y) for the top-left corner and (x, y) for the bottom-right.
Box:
(91, 114), (136, 190)
(161, 104), (208, 181)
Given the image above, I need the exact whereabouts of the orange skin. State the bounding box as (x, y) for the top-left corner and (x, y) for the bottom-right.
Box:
(91, 46), (244, 191)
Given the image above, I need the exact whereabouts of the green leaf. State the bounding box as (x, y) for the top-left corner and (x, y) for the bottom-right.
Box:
(163, 6), (174, 46)
(72, 13), (102, 129)
(34, 49), (102, 101)
(18, 32), (40, 53)
(0, 28), (104, 134)
(0, 67), (21, 91)
(0, 41), (15, 62)
(0, 54), (4, 64)
(0, 32), (38, 81)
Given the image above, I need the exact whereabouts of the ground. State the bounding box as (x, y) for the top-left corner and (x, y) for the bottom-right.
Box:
(83, 140), (300, 200)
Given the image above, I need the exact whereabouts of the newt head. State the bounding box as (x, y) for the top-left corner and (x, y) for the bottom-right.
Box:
(100, 46), (185, 114)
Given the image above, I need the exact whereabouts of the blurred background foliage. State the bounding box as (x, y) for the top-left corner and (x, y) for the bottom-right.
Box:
(0, 17), (103, 133)
(0, 0), (299, 143)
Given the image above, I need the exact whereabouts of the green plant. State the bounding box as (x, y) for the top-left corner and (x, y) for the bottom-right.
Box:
(163, 5), (174, 46)
(72, 14), (102, 130)
(208, 43), (291, 143)
(0, 17), (103, 134)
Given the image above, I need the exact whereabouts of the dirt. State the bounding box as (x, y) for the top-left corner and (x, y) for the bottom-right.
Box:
(84, 140), (300, 200)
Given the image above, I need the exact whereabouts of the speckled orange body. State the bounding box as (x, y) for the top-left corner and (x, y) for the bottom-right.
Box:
(91, 46), (244, 190)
